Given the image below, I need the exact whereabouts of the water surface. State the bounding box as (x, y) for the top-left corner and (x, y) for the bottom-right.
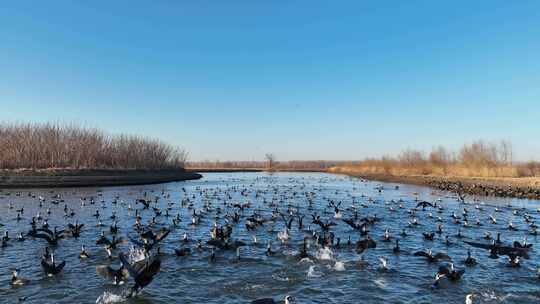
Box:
(0, 172), (539, 303)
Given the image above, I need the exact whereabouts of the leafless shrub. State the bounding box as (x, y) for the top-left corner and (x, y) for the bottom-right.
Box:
(0, 122), (188, 170)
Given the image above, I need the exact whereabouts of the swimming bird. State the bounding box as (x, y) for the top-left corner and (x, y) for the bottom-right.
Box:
(355, 236), (376, 254)
(508, 253), (520, 267)
(463, 250), (476, 266)
(34, 227), (64, 246)
(79, 245), (90, 259)
(266, 242), (275, 257)
(438, 263), (465, 281)
(174, 247), (191, 257)
(41, 253), (66, 276)
(423, 232), (435, 241)
(251, 295), (294, 304)
(416, 201), (433, 210)
(431, 273), (446, 289)
(413, 249), (451, 263)
(11, 269), (29, 286)
(393, 240), (400, 254)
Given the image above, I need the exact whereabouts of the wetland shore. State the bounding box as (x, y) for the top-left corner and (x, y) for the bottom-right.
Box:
(0, 169), (202, 188)
(329, 167), (540, 200)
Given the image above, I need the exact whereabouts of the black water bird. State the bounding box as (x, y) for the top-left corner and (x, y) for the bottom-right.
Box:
(438, 263), (465, 281)
(463, 250), (477, 266)
(251, 295), (294, 304)
(96, 263), (129, 285)
(119, 252), (161, 297)
(41, 253), (66, 276)
(416, 201), (434, 210)
(11, 269), (29, 286)
(34, 227), (64, 246)
(174, 247), (191, 257)
(393, 239), (400, 254)
(413, 249), (451, 263)
(423, 232), (435, 241)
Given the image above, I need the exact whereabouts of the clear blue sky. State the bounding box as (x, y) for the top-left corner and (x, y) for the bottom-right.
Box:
(1, 1), (539, 161)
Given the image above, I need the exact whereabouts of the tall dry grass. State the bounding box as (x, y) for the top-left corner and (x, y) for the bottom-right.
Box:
(0, 122), (188, 170)
(340, 140), (540, 178)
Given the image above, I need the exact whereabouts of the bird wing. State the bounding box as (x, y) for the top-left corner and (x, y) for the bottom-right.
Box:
(463, 241), (495, 250)
(413, 251), (430, 258)
(498, 247), (530, 259)
(56, 261), (66, 272)
(367, 239), (377, 248)
(155, 229), (171, 243)
(141, 230), (156, 241)
(96, 265), (115, 279)
(134, 259), (161, 289)
(138, 258), (160, 277)
(434, 252), (452, 261)
(287, 217), (294, 228)
(342, 218), (358, 229)
(34, 233), (53, 243)
(437, 265), (450, 275)
(41, 259), (52, 272)
(36, 228), (53, 236)
(119, 253), (138, 278)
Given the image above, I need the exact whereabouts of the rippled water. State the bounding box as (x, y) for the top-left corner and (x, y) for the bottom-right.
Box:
(0, 172), (539, 303)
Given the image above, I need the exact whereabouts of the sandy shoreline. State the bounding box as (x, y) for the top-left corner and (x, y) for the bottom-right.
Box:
(329, 167), (540, 200)
(0, 169), (202, 188)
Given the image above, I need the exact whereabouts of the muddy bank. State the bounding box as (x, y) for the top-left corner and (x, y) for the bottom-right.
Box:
(329, 168), (540, 200)
(0, 169), (202, 188)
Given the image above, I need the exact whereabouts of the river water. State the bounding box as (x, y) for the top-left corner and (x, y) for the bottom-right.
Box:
(0, 172), (539, 303)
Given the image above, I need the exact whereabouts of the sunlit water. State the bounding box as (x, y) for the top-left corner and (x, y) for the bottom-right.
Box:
(0, 172), (539, 303)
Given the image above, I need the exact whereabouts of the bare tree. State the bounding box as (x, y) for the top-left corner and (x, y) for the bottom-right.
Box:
(500, 140), (513, 166)
(265, 153), (276, 171)
(0, 122), (188, 170)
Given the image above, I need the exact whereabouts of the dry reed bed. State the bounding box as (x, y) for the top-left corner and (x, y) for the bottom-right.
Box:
(0, 122), (188, 170)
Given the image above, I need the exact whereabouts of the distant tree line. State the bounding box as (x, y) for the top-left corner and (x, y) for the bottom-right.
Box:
(188, 140), (540, 178)
(187, 160), (360, 171)
(0, 122), (188, 170)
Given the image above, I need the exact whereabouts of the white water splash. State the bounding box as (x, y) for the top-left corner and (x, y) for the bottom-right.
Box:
(128, 246), (148, 263)
(96, 291), (125, 304)
(479, 290), (513, 302)
(374, 279), (387, 289)
(316, 247), (334, 261)
(333, 261), (346, 271)
(298, 257), (314, 264)
(307, 265), (323, 278)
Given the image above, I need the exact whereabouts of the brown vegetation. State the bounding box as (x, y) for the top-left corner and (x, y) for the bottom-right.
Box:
(0, 122), (188, 170)
(334, 140), (540, 178)
(187, 160), (359, 171)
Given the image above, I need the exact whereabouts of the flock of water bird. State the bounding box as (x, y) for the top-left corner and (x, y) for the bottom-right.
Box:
(0, 173), (539, 303)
